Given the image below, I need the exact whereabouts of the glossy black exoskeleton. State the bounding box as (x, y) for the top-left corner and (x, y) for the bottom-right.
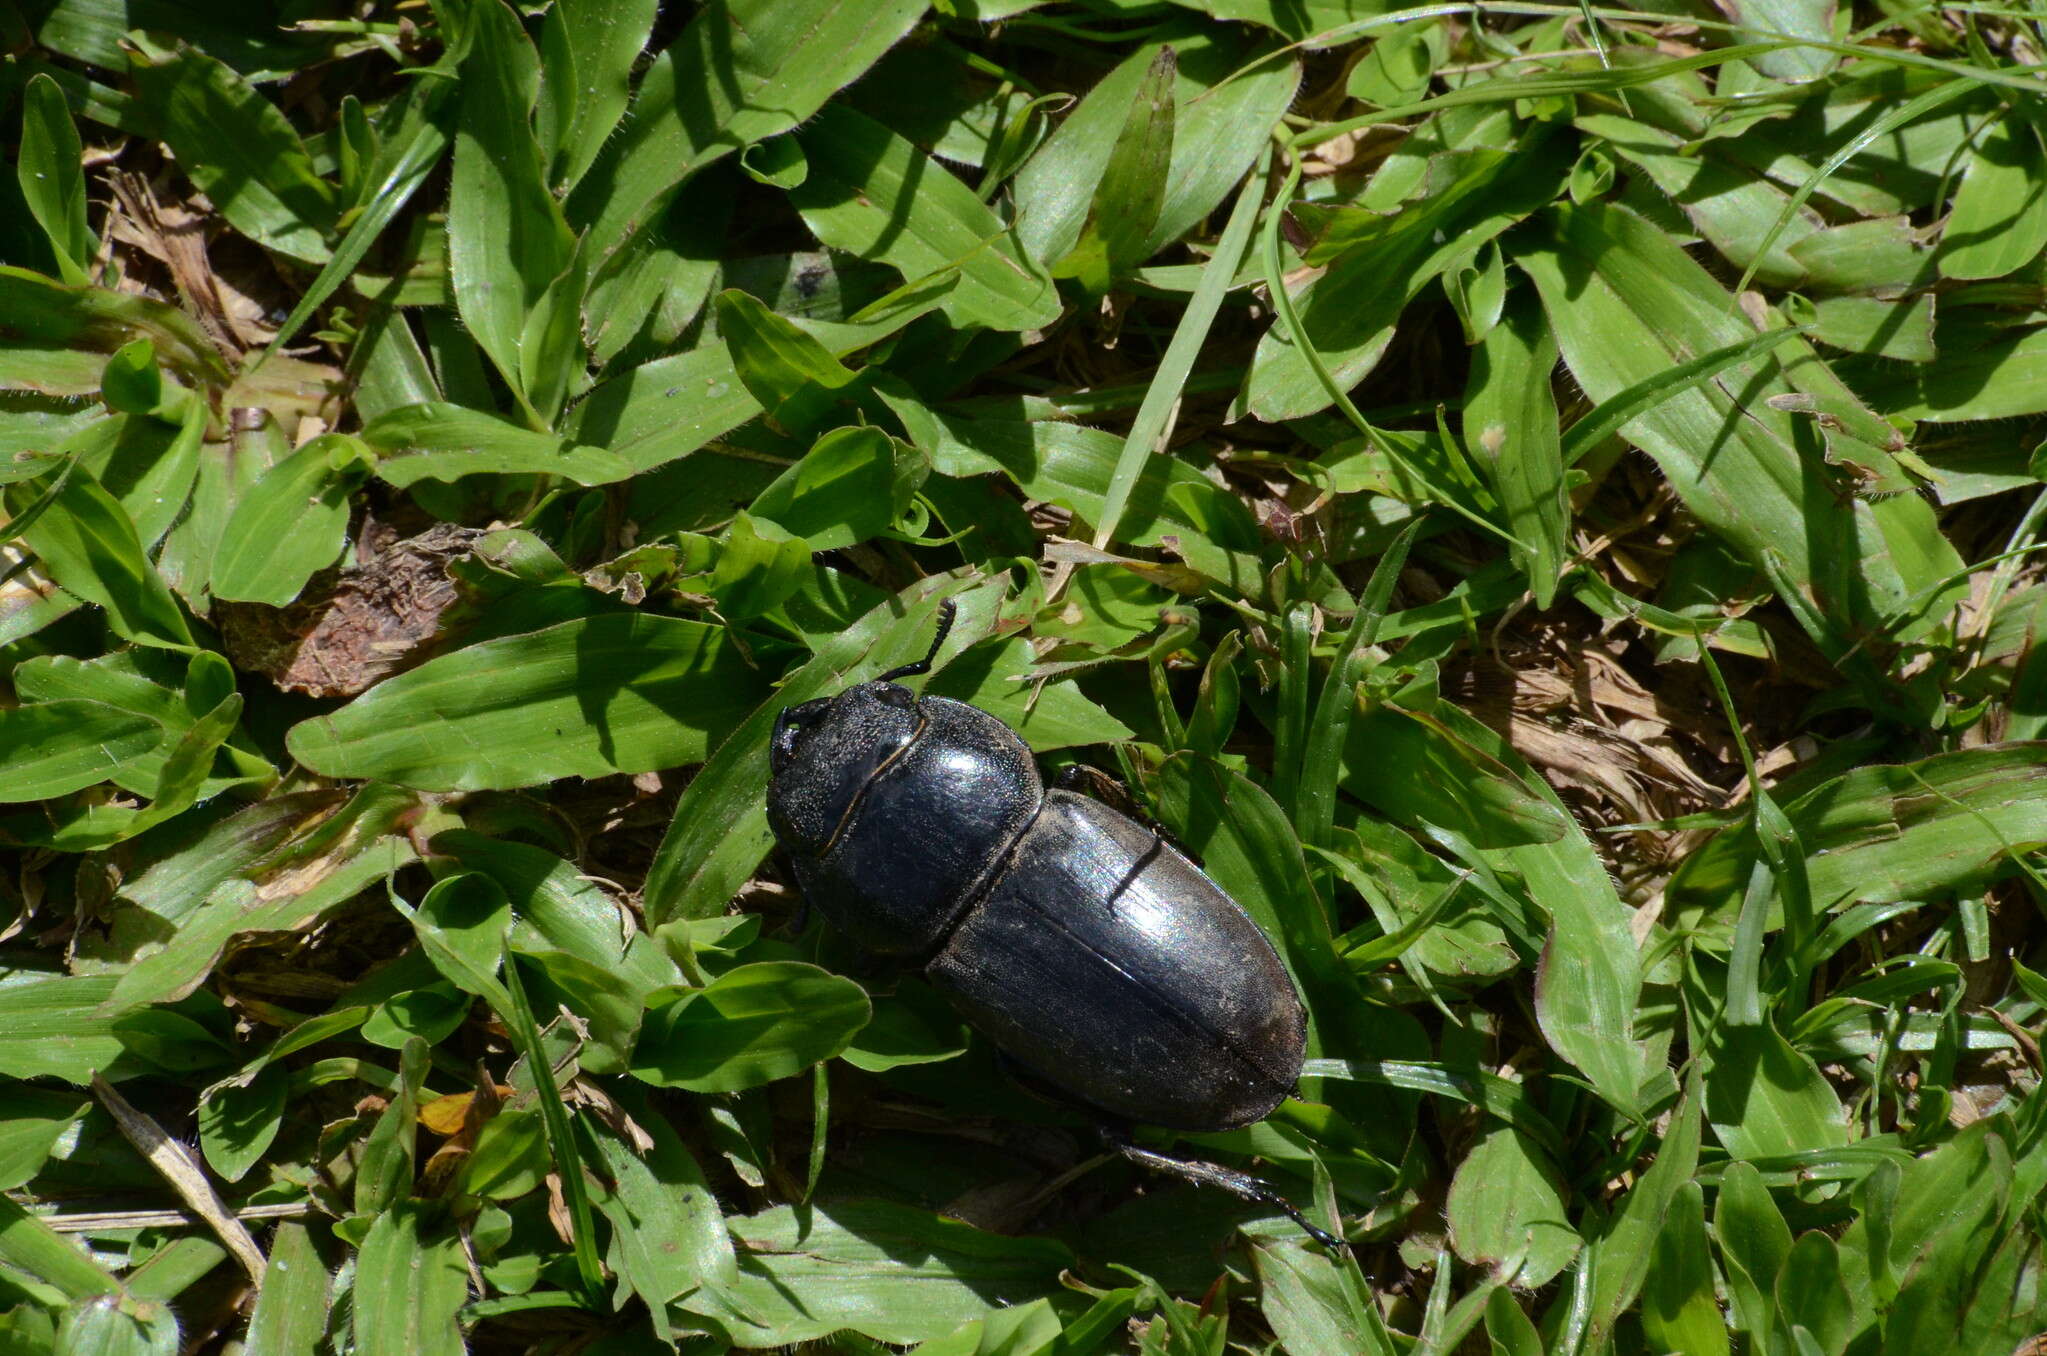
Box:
(767, 600), (1334, 1245)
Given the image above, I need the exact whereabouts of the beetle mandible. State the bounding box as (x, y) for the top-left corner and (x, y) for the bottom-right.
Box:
(766, 598), (1337, 1245)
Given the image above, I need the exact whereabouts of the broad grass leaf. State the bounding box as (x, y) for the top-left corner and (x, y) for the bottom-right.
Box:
(0, 344), (105, 397)
(1585, 1069), (1704, 1343)
(517, 948), (643, 1073)
(106, 838), (417, 1013)
(944, 1300), (1064, 1356)
(1094, 145), (1268, 550)
(632, 961), (871, 1093)
(413, 873), (511, 996)
(714, 288), (861, 434)
(1955, 1224), (2047, 1354)
(362, 403), (632, 487)
(1716, 1161), (1793, 1342)
(535, 0), (658, 193)
(157, 407), (288, 609)
(0, 266), (228, 389)
(100, 339), (181, 421)
(286, 613), (766, 791)
(839, 989), (969, 1073)
(1723, 0), (1838, 80)
(641, 576), (993, 927)
(109, 1007), (230, 1074)
(584, 173), (734, 366)
(17, 74), (93, 284)
(208, 434), (367, 605)
(1342, 705), (1570, 850)
(1518, 201), (1966, 655)
(1246, 120), (1568, 421)
(1445, 238), (1508, 344)
(53, 1295), (177, 1352)
(195, 1064), (285, 1183)
(1482, 1289), (1543, 1356)
(741, 140), (816, 190)
(1833, 1157), (1899, 1320)
(124, 35), (336, 263)
(458, 1108), (547, 1199)
(517, 247), (588, 424)
(571, 289), (954, 475)
(0, 975), (124, 1084)
(1939, 106), (2047, 281)
(1329, 822), (1520, 984)
(353, 1037), (427, 1218)
(433, 831), (678, 993)
(59, 691), (249, 849)
(569, 0), (925, 264)
(1668, 744), (2047, 931)
(1883, 1123), (2011, 1339)
(79, 789), (340, 935)
(751, 426), (922, 550)
(1398, 701), (1645, 1118)
(589, 1090), (737, 1311)
(1700, 1003), (1850, 1161)
(265, 81), (455, 358)
(0, 1194), (119, 1303)
(1300, 1058), (1564, 1157)
(792, 106), (1061, 333)
(1053, 46), (1175, 293)
(351, 1203), (467, 1356)
(1789, 215), (1937, 296)
(0, 1089), (88, 1191)
(930, 414), (1264, 594)
(1775, 1231), (1853, 1356)
(711, 511), (810, 620)
(1348, 19), (1442, 108)
(1013, 32), (1298, 267)
(925, 634), (1134, 751)
(570, 342), (764, 474)
(360, 986), (468, 1049)
(1184, 630), (1242, 760)
(1796, 293), (1936, 363)
(680, 1200), (1070, 1347)
(1462, 292), (1566, 604)
(448, 0), (576, 419)
(1850, 310), (2047, 421)
(1640, 1181), (1732, 1356)
(1193, 0), (1421, 36)
(0, 699), (159, 802)
(1252, 1240), (1399, 1356)
(7, 461), (193, 649)
(1447, 1125), (1579, 1286)
(63, 406), (204, 551)
(1581, 113), (1822, 289)
(242, 1222), (329, 1356)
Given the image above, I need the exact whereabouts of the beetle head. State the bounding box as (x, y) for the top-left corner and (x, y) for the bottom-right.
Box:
(766, 681), (920, 857)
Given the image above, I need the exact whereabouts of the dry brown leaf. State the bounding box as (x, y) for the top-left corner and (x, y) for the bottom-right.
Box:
(92, 1073), (267, 1284)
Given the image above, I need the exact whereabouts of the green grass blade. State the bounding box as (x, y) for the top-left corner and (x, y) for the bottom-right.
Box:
(1094, 144), (1268, 548)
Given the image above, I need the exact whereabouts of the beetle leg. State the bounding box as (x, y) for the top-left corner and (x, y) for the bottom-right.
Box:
(1052, 765), (1193, 866)
(1103, 835), (1164, 910)
(1108, 1136), (1344, 1250)
(1052, 762), (1148, 819)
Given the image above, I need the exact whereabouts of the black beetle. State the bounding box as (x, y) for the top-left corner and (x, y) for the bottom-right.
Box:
(766, 599), (1337, 1245)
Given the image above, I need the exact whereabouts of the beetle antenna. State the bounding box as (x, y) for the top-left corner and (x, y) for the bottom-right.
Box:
(877, 598), (958, 683)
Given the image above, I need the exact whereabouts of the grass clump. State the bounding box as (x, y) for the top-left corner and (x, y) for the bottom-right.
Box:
(2, 0), (2046, 1351)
